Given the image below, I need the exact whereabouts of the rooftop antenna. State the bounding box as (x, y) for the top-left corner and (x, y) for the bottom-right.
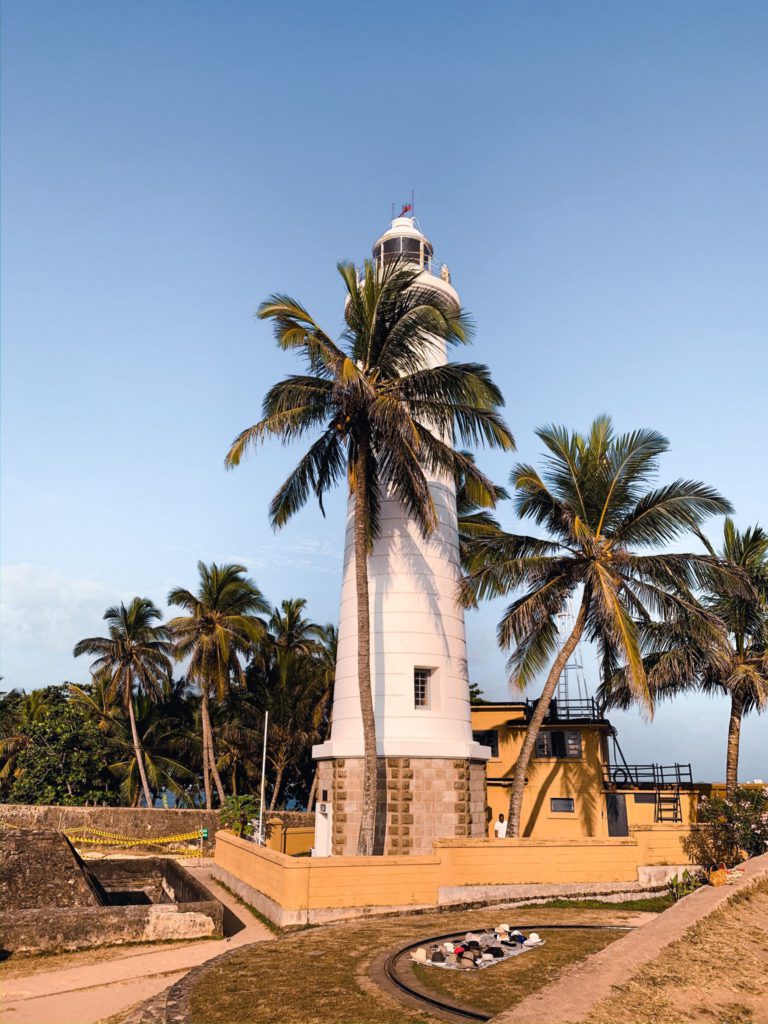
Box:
(391, 200), (395, 221)
(556, 598), (590, 705)
(411, 189), (415, 219)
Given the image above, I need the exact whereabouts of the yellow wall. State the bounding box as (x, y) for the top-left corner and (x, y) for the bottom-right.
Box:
(265, 820), (314, 856)
(214, 825), (693, 924)
(475, 705), (613, 839)
(473, 704), (704, 840)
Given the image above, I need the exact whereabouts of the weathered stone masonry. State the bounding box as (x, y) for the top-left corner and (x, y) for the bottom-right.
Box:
(318, 756), (487, 856)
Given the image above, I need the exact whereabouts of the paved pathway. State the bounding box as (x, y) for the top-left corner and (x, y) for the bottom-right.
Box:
(0, 865), (273, 1024)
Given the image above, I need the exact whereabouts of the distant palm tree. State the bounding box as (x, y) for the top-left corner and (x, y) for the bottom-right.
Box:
(249, 599), (327, 810)
(226, 258), (513, 853)
(601, 519), (767, 794)
(461, 417), (732, 837)
(73, 598), (172, 808)
(167, 562), (269, 809)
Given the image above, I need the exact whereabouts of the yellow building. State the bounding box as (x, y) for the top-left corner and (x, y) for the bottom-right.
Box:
(471, 697), (699, 840)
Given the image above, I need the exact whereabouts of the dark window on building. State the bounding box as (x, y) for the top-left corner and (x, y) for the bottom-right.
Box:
(473, 730), (499, 757)
(536, 730), (582, 759)
(550, 798), (575, 813)
(634, 793), (657, 804)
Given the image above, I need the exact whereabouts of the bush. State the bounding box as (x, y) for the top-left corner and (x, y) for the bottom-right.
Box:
(683, 787), (768, 869)
(667, 868), (704, 901)
(220, 795), (260, 838)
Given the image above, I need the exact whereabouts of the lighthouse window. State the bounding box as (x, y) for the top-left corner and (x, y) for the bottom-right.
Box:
(414, 668), (432, 708)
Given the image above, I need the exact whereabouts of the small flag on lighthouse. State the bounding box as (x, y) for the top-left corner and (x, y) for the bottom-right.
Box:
(399, 203), (413, 217)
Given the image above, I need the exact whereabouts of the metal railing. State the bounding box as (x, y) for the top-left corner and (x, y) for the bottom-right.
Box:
(602, 763), (693, 789)
(361, 253), (450, 282)
(524, 697), (603, 722)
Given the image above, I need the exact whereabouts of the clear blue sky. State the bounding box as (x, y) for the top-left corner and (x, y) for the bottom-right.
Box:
(2, 1), (766, 780)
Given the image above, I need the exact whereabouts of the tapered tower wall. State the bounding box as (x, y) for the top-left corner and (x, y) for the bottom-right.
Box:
(312, 217), (490, 856)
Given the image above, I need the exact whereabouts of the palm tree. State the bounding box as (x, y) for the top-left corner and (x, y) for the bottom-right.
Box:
(167, 562), (269, 809)
(454, 450), (508, 571)
(460, 416), (732, 837)
(73, 598), (172, 808)
(248, 599), (327, 810)
(600, 519), (767, 794)
(226, 258), (513, 854)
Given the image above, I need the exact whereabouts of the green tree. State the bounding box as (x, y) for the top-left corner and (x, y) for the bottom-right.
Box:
(601, 519), (768, 794)
(167, 562), (269, 809)
(74, 598), (172, 808)
(6, 685), (118, 805)
(461, 417), (732, 837)
(226, 258), (513, 853)
(0, 688), (56, 797)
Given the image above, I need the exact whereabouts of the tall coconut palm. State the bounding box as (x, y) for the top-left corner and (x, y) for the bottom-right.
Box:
(226, 258), (513, 854)
(73, 598), (172, 808)
(460, 417), (733, 837)
(600, 519), (768, 794)
(167, 562), (269, 809)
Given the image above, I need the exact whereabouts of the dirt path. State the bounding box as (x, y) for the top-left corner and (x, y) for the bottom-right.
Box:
(0, 866), (273, 1024)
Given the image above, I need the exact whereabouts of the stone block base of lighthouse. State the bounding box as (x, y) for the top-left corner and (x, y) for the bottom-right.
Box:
(315, 756), (488, 856)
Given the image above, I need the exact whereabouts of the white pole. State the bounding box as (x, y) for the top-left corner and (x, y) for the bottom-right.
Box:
(257, 709), (268, 844)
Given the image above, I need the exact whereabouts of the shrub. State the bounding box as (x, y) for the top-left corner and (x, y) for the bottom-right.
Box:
(667, 868), (704, 901)
(220, 795), (260, 838)
(683, 787), (768, 869)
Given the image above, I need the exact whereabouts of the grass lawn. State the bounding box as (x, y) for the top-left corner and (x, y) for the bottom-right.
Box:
(412, 926), (624, 1016)
(514, 894), (674, 913)
(188, 906), (642, 1024)
(584, 879), (768, 1024)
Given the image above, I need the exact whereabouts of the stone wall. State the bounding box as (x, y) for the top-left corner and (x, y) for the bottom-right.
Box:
(0, 830), (103, 909)
(0, 805), (222, 854)
(319, 756), (488, 856)
(0, 838), (224, 954)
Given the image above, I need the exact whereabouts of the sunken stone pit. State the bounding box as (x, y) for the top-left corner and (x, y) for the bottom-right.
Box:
(0, 829), (223, 954)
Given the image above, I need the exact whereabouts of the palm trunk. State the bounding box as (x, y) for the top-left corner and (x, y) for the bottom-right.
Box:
(725, 688), (744, 797)
(208, 739), (226, 805)
(200, 691), (212, 810)
(127, 697), (153, 809)
(354, 440), (378, 856)
(269, 758), (285, 812)
(507, 596), (589, 838)
(307, 767), (319, 810)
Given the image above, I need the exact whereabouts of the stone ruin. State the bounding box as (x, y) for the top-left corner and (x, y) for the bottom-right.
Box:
(0, 829), (223, 954)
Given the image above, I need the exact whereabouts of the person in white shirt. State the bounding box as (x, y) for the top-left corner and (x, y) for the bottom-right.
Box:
(493, 813), (508, 839)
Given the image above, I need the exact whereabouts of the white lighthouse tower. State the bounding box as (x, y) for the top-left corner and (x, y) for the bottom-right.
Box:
(312, 215), (490, 857)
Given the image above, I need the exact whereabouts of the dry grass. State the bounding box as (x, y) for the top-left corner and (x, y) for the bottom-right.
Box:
(412, 926), (623, 1016)
(583, 880), (768, 1024)
(188, 907), (636, 1024)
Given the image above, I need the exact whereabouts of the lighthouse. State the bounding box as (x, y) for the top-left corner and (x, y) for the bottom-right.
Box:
(312, 215), (490, 857)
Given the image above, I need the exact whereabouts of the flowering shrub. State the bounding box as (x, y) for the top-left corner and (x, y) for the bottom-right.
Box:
(683, 787), (768, 868)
